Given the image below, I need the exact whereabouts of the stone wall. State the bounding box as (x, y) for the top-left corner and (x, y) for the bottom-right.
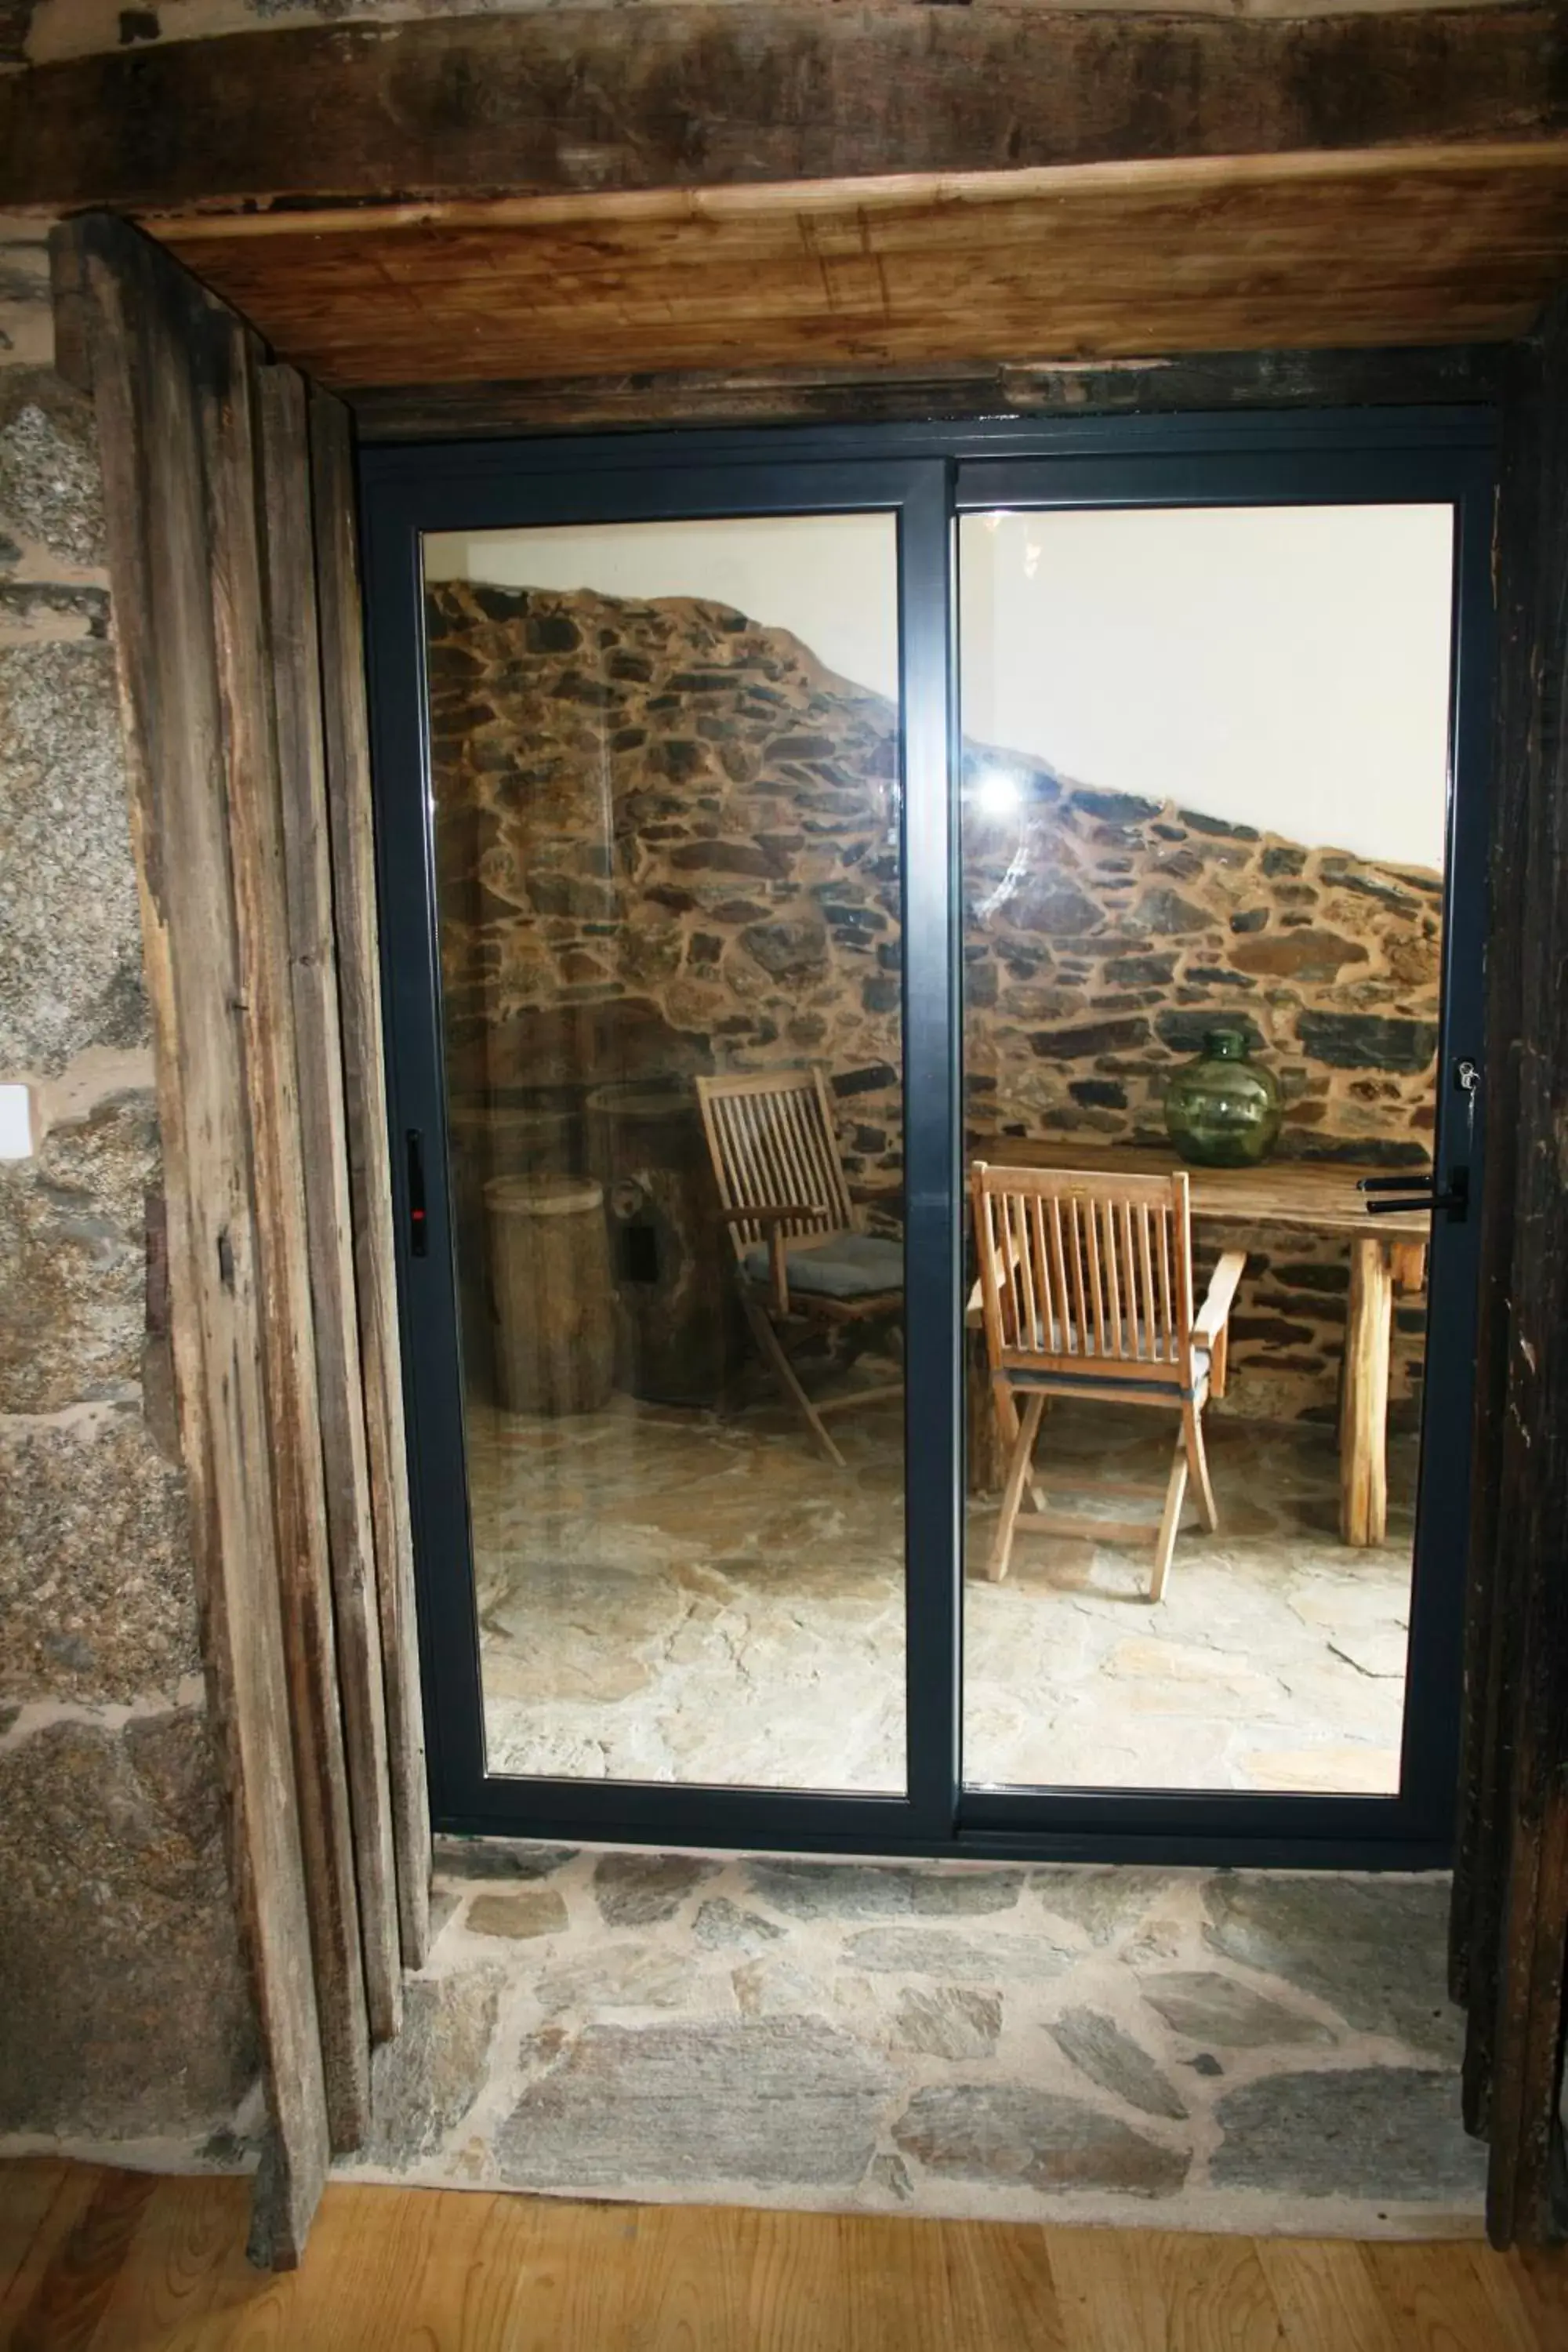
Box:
(428, 579), (1440, 1421)
(0, 216), (258, 2162)
(344, 1837), (1484, 2235)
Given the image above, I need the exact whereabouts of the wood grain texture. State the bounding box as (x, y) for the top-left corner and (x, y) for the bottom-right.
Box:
(1453, 285), (1568, 2249)
(1515, 2240), (1568, 2345)
(1484, 451), (1568, 2221)
(204, 292), (358, 2238)
(255, 361), (383, 2127)
(0, 2169), (159, 2352)
(66, 210), (332, 2270)
(1362, 2240), (1543, 2351)
(0, 2165), (66, 2309)
(1340, 1234), (1394, 1547)
(45, 231), (91, 397)
(1254, 2236), (1403, 2352)
(1052, 2227), (1289, 2350)
(347, 343), (1507, 444)
(978, 1137), (1432, 1241)
(209, 324), (356, 2128)
(260, 363), (402, 2056)
(1389, 1240), (1428, 1294)
(8, 6), (1568, 214)
(0, 2164), (93, 2336)
(309, 389), (431, 1974)
(54, 2170), (264, 2352)
(151, 143), (1568, 390)
(6, 2164), (1566, 2352)
(1450, 339), (1539, 2096)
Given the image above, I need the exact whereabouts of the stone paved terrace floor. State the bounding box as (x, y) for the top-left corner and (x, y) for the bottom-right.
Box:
(468, 1388), (1415, 1796)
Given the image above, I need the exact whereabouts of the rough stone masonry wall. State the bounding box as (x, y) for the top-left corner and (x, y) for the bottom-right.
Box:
(0, 215), (258, 2162)
(429, 579), (1441, 1423)
(343, 1838), (1484, 2235)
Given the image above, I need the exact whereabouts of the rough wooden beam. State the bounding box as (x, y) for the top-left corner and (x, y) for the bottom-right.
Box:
(222, 351), (376, 2163)
(45, 229), (92, 394)
(348, 344), (1507, 442)
(260, 361), (401, 2070)
(1451, 337), (1539, 2122)
(64, 208), (332, 2267)
(1458, 281), (1568, 2251)
(6, 6), (1568, 213)
(310, 388), (432, 1974)
(56, 207), (434, 2259)
(146, 147), (1568, 388)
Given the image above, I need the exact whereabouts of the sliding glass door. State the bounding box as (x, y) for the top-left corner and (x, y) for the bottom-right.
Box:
(958, 487), (1472, 1809)
(365, 451), (958, 1850)
(362, 411), (1492, 1866)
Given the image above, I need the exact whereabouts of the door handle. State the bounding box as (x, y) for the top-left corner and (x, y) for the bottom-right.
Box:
(1357, 1167), (1468, 1223)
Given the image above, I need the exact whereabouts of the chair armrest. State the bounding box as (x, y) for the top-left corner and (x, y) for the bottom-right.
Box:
(1192, 1249), (1248, 1345)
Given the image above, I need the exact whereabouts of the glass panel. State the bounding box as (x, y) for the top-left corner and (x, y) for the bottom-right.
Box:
(957, 503), (1454, 1795)
(422, 514), (907, 1790)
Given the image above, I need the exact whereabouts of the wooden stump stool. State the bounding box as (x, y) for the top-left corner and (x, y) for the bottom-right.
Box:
(484, 1174), (615, 1415)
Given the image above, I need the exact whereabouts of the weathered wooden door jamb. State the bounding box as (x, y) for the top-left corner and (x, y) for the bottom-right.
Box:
(56, 211), (430, 2269)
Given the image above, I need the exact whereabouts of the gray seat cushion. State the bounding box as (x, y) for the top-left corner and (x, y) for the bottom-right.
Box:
(742, 1232), (903, 1301)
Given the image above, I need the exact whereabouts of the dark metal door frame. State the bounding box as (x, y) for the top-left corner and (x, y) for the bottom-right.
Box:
(360, 405), (1495, 1869)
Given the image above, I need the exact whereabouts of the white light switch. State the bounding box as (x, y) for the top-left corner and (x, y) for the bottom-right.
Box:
(0, 1083), (34, 1160)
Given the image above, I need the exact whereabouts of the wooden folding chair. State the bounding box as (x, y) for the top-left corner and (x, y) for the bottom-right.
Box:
(970, 1160), (1247, 1601)
(696, 1068), (903, 1467)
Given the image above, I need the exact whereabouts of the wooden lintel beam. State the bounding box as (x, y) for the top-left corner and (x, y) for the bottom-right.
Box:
(5, 5), (1568, 214)
(346, 344), (1508, 442)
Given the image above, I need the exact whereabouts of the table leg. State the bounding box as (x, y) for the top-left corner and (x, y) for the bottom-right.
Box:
(1389, 1240), (1427, 1295)
(1341, 1233), (1393, 1546)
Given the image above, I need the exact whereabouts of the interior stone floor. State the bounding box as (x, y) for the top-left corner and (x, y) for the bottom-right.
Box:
(468, 1384), (1414, 1798)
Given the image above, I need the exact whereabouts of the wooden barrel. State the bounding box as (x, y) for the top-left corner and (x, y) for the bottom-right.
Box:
(484, 1174), (615, 1416)
(450, 1095), (583, 1399)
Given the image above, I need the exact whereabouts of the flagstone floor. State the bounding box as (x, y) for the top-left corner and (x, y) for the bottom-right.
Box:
(468, 1385), (1415, 1798)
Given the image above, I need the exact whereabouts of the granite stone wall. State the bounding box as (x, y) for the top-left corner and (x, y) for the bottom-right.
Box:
(343, 1838), (1485, 2236)
(428, 578), (1440, 1421)
(0, 215), (259, 2161)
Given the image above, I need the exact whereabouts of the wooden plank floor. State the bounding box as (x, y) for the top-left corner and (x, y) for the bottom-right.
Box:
(2, 2161), (1566, 2351)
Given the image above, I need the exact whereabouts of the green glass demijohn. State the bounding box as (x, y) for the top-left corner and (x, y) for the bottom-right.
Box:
(1163, 1026), (1281, 1169)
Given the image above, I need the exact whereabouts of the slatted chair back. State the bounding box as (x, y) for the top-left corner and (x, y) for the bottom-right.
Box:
(697, 1068), (856, 1261)
(971, 1162), (1197, 1389)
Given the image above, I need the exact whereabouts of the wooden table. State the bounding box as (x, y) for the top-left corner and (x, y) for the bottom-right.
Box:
(972, 1140), (1430, 1548)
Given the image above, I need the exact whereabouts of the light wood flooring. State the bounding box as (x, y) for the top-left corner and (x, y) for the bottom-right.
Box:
(2, 2161), (1566, 2350)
